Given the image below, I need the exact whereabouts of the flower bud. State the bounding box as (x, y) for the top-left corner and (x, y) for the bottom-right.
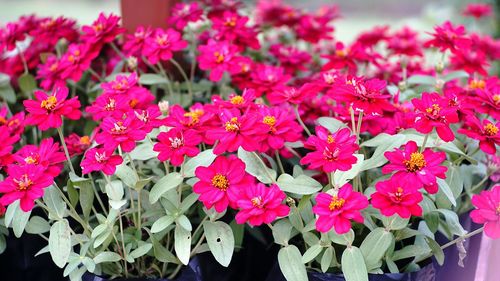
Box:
(127, 56), (138, 70)
(158, 100), (170, 115)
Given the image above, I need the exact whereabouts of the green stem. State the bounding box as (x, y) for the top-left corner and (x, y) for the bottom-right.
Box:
(420, 134), (429, 153)
(57, 127), (76, 174)
(169, 58), (193, 97)
(275, 150), (285, 175)
(293, 105), (311, 136)
(110, 41), (127, 61)
(16, 46), (29, 74)
(118, 210), (129, 278)
(156, 62), (175, 96)
(54, 183), (91, 235)
(356, 111), (364, 143)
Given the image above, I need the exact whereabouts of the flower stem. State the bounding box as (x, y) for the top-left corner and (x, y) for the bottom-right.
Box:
(57, 127), (76, 174)
(420, 134), (429, 153)
(110, 41), (127, 61)
(169, 58), (193, 97)
(275, 150), (285, 175)
(356, 111), (364, 143)
(293, 105), (311, 136)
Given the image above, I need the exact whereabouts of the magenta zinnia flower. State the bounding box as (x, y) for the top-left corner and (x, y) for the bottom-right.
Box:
(81, 147), (123, 175)
(14, 138), (66, 177)
(470, 185), (500, 239)
(458, 116), (500, 155)
(371, 177), (423, 218)
(300, 126), (359, 173)
(23, 86), (81, 131)
(197, 39), (243, 81)
(312, 183), (368, 234)
(383, 141), (447, 193)
(154, 128), (202, 166)
(143, 28), (188, 64)
(193, 155), (255, 212)
(411, 92), (459, 142)
(257, 106), (303, 152)
(0, 164), (54, 211)
(235, 183), (290, 226)
(95, 115), (147, 152)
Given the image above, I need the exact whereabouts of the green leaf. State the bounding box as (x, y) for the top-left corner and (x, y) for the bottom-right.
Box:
(79, 182), (94, 220)
(129, 243), (152, 259)
(151, 234), (179, 263)
(183, 149), (216, 178)
(271, 220), (293, 246)
(237, 148), (276, 184)
(49, 220), (72, 268)
(66, 182), (78, 208)
(149, 172), (184, 204)
(139, 74), (169, 85)
(174, 224), (191, 265)
(130, 142), (158, 161)
(321, 247), (334, 273)
(180, 193), (199, 213)
(392, 245), (430, 261)
(333, 154), (364, 187)
(361, 134), (405, 171)
(407, 75), (436, 85)
(436, 178), (456, 207)
(278, 245), (308, 281)
(43, 185), (67, 220)
(433, 209), (466, 236)
(341, 246), (368, 281)
(12, 207), (31, 238)
(302, 244), (322, 263)
(359, 228), (394, 271)
(329, 229), (354, 246)
(317, 117), (348, 133)
(18, 73), (37, 95)
(276, 174), (322, 195)
(425, 237), (444, 265)
(115, 163), (139, 188)
(177, 215), (192, 231)
(381, 215), (409, 231)
(0, 84), (16, 103)
(442, 71), (469, 82)
(93, 252), (122, 264)
(203, 221), (235, 267)
(25, 216), (50, 234)
(151, 215), (175, 233)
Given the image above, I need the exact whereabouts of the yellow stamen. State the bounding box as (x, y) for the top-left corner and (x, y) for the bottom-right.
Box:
(251, 196), (263, 208)
(214, 51), (225, 63)
(211, 174), (229, 191)
(41, 95), (58, 110)
(328, 195), (345, 211)
(14, 174), (33, 191)
(224, 117), (240, 132)
(394, 187), (404, 202)
(327, 135), (335, 144)
(484, 123), (499, 136)
(404, 152), (426, 172)
(469, 79), (485, 90)
(80, 136), (91, 145)
(425, 104), (441, 115)
(230, 95), (244, 105)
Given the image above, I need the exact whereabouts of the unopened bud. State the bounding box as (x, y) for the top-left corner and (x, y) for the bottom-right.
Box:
(435, 61), (444, 74)
(127, 56), (138, 70)
(158, 100), (170, 114)
(435, 79), (444, 90)
(286, 197), (296, 207)
(398, 80), (407, 91)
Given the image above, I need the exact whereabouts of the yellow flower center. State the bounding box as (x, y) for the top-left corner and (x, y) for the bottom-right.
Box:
(263, 115), (276, 127)
(183, 110), (204, 126)
(49, 62), (58, 72)
(327, 135), (335, 144)
(484, 123), (499, 136)
(14, 174), (33, 191)
(93, 23), (104, 32)
(105, 98), (116, 111)
(0, 116), (6, 125)
(425, 103), (441, 116)
(41, 95), (58, 110)
(211, 174), (229, 191)
(469, 79), (485, 90)
(112, 79), (129, 91)
(496, 203), (500, 214)
(67, 50), (80, 63)
(224, 17), (237, 27)
(335, 49), (346, 57)
(80, 136), (91, 145)
(24, 155), (39, 165)
(214, 51), (225, 63)
(394, 187), (404, 202)
(224, 117), (240, 132)
(328, 195), (345, 211)
(251, 196), (263, 208)
(111, 121), (127, 133)
(156, 34), (169, 46)
(404, 152), (426, 172)
(129, 98), (139, 108)
(230, 95), (244, 105)
(493, 95), (500, 105)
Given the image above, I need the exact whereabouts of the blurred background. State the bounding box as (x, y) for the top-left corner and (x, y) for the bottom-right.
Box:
(0, 0), (497, 42)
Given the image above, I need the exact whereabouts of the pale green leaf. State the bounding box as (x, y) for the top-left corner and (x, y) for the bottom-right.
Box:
(203, 221), (235, 267)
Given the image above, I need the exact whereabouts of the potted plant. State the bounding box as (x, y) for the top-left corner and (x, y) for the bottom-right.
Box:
(0, 1), (498, 281)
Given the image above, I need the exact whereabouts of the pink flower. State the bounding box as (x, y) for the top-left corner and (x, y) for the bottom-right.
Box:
(133, 106), (164, 134)
(463, 3), (493, 19)
(334, 76), (392, 115)
(14, 138), (66, 177)
(470, 185), (500, 239)
(169, 2), (204, 30)
(424, 21), (470, 52)
(59, 43), (99, 82)
(212, 11), (260, 50)
(257, 106), (303, 151)
(383, 141), (447, 194)
(312, 184), (368, 233)
(154, 128), (202, 166)
(411, 92), (459, 142)
(29, 17), (78, 46)
(206, 109), (267, 154)
(81, 13), (125, 45)
(95, 115), (147, 152)
(0, 164), (54, 212)
(267, 83), (319, 105)
(301, 127), (359, 173)
(197, 40), (243, 81)
(387, 26), (423, 57)
(81, 147), (123, 175)
(0, 126), (20, 170)
(86, 92), (130, 120)
(193, 155), (255, 212)
(249, 63), (290, 97)
(371, 177), (423, 218)
(123, 26), (153, 56)
(37, 55), (64, 90)
(458, 116), (500, 155)
(64, 133), (92, 157)
(143, 28), (188, 64)
(23, 86), (81, 131)
(235, 183), (289, 226)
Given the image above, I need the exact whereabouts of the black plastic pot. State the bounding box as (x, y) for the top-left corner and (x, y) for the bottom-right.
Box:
(265, 261), (437, 281)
